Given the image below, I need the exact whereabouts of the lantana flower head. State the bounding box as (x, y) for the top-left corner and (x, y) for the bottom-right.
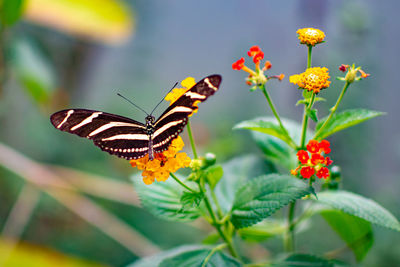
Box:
(130, 136), (191, 185)
(289, 67), (331, 94)
(291, 139), (333, 180)
(338, 64), (370, 83)
(297, 28), (325, 46)
(232, 45), (284, 88)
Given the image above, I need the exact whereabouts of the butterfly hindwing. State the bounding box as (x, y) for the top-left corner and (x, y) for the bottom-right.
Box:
(50, 109), (149, 159)
(152, 74), (222, 153)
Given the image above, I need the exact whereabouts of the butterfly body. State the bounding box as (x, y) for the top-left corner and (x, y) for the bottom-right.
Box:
(50, 75), (222, 160)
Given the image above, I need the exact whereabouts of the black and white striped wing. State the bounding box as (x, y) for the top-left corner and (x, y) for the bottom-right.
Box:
(152, 74), (222, 153)
(50, 109), (149, 159)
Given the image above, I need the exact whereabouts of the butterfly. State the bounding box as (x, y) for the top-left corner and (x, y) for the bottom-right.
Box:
(50, 75), (222, 160)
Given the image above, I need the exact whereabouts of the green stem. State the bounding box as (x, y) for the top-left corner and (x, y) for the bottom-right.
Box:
(199, 179), (239, 259)
(170, 173), (197, 194)
(284, 201), (296, 252)
(290, 202), (315, 230)
(299, 93), (316, 148)
(201, 243), (228, 267)
(186, 119), (198, 159)
(314, 81), (350, 139)
(299, 46), (314, 148)
(260, 84), (297, 149)
(211, 189), (224, 219)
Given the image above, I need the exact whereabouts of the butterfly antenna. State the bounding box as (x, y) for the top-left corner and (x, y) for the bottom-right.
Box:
(117, 93), (149, 116)
(150, 82), (178, 115)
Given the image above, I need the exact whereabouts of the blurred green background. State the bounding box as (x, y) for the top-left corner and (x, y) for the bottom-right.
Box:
(0, 0), (399, 266)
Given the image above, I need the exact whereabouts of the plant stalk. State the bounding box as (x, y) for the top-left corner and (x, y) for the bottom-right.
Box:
(314, 81), (350, 139)
(186, 119), (198, 159)
(307, 45), (312, 68)
(299, 46), (314, 148)
(284, 201), (296, 252)
(170, 173), (197, 194)
(299, 93), (316, 148)
(260, 84), (297, 149)
(199, 179), (239, 258)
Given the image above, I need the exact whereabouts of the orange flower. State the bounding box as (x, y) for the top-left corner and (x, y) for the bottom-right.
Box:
(289, 67), (331, 94)
(297, 150), (309, 164)
(310, 153), (325, 165)
(297, 28), (325, 46)
(247, 46), (261, 56)
(130, 136), (191, 185)
(277, 73), (285, 81)
(319, 140), (331, 154)
(292, 139), (333, 180)
(264, 61), (272, 70)
(300, 166), (315, 178)
(306, 140), (319, 153)
(316, 167), (329, 179)
(232, 58), (245, 70)
(247, 46), (264, 66)
(232, 45), (284, 87)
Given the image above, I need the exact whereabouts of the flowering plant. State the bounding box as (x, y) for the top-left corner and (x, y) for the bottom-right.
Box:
(131, 28), (399, 266)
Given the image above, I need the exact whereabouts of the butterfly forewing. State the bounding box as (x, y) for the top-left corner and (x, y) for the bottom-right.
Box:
(50, 74), (222, 160)
(152, 75), (221, 153)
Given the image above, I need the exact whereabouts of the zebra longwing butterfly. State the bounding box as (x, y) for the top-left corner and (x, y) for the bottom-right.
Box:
(50, 75), (221, 160)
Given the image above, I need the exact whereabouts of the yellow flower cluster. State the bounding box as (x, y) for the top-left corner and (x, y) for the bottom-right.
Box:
(164, 77), (199, 116)
(289, 67), (331, 94)
(165, 77), (196, 104)
(297, 28), (325, 46)
(130, 136), (191, 184)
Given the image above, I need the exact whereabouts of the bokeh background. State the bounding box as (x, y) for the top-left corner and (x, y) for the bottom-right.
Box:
(0, 0), (399, 266)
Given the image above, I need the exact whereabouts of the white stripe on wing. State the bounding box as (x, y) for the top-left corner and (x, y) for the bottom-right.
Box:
(71, 112), (102, 131)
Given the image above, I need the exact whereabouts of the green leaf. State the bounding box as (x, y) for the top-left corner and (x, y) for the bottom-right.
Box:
(296, 97), (326, 106)
(315, 97), (326, 102)
(205, 165), (223, 189)
(252, 131), (297, 171)
(239, 218), (311, 242)
(10, 37), (57, 103)
(306, 108), (318, 122)
(128, 245), (205, 267)
(202, 232), (220, 245)
(315, 109), (385, 140)
(315, 191), (400, 231)
(132, 174), (201, 222)
(0, 0), (25, 26)
(214, 155), (267, 213)
(159, 245), (242, 267)
(320, 210), (373, 262)
(271, 253), (335, 267)
(180, 191), (204, 212)
(234, 119), (291, 144)
(238, 219), (285, 242)
(236, 117), (312, 171)
(231, 174), (312, 228)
